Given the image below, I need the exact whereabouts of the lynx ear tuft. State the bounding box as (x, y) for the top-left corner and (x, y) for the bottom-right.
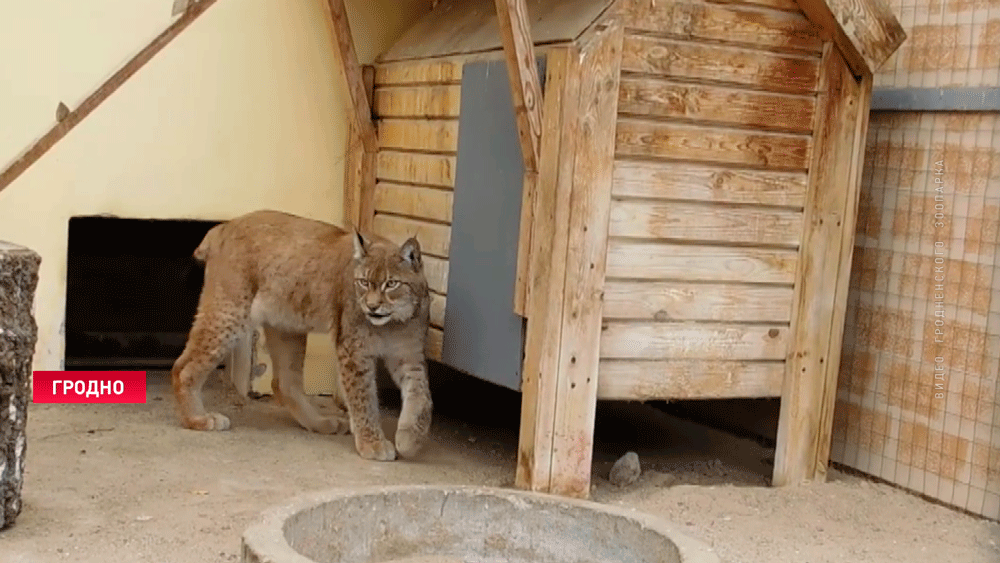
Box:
(352, 229), (368, 260)
(400, 237), (422, 269)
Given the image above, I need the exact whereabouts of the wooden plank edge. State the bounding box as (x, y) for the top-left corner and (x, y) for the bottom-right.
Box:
(0, 0), (219, 194)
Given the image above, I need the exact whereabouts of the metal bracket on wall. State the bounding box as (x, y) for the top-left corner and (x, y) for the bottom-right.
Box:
(870, 87), (1000, 112)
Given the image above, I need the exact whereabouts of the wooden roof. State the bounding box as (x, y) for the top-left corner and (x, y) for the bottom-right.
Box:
(376, 0), (905, 77)
(378, 0), (615, 63)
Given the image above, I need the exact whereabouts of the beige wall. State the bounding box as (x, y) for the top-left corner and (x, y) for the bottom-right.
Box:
(0, 0), (429, 391)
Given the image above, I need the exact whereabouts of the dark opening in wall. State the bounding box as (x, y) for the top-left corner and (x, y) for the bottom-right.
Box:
(64, 216), (222, 370)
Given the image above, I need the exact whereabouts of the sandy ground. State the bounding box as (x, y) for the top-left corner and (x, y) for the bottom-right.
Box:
(1, 368), (997, 563)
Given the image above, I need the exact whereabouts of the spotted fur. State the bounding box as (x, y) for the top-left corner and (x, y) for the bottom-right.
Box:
(171, 209), (433, 461)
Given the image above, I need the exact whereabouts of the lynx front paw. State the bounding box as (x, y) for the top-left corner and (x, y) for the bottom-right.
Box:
(356, 436), (397, 461)
(395, 425), (427, 459)
(184, 412), (231, 431)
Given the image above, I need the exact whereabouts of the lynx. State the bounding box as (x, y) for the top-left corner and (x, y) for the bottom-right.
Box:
(171, 209), (433, 461)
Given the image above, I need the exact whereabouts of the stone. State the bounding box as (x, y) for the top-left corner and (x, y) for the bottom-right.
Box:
(0, 241), (41, 530)
(609, 451), (642, 487)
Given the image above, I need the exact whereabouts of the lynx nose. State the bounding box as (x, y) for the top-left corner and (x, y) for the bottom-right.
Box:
(364, 293), (382, 312)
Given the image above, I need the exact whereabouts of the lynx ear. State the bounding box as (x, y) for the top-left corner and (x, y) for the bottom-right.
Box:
(352, 229), (368, 260)
(400, 237), (422, 269)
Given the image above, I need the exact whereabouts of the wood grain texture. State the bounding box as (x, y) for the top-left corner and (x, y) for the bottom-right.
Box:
(372, 214), (452, 258)
(423, 255), (450, 295)
(373, 183), (453, 223)
(611, 160), (808, 207)
(621, 0), (823, 53)
(377, 119), (460, 153)
(773, 45), (862, 487)
(374, 61), (463, 85)
(602, 280), (795, 322)
(325, 0), (377, 153)
(0, 0), (219, 194)
(609, 199), (804, 246)
(600, 322), (789, 360)
(618, 77), (816, 134)
(597, 359), (785, 399)
(621, 35), (821, 95)
(794, 0), (906, 76)
(516, 46), (578, 493)
(616, 119), (812, 171)
(606, 240), (798, 283)
(494, 0), (544, 172)
(547, 23), (624, 499)
(373, 85), (461, 118)
(377, 151), (457, 188)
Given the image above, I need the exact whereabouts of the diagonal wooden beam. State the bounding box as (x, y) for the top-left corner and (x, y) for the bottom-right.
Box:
(0, 0), (219, 195)
(494, 0), (543, 173)
(324, 0), (377, 155)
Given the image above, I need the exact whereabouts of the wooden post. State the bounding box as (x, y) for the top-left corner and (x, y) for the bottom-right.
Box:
(773, 44), (865, 486)
(343, 65), (376, 230)
(493, 0), (545, 317)
(516, 46), (577, 493)
(515, 22), (624, 499)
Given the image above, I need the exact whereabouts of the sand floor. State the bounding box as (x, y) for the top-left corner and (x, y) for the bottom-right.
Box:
(1, 368), (996, 563)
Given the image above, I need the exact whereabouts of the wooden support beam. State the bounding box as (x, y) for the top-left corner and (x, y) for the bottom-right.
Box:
(493, 0), (544, 172)
(324, 0), (377, 155)
(793, 0), (905, 78)
(343, 65), (376, 230)
(0, 0), (218, 195)
(773, 44), (864, 486)
(494, 0), (545, 317)
(516, 46), (576, 493)
(515, 22), (624, 499)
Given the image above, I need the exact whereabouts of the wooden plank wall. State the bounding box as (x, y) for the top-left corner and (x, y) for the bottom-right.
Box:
(598, 0), (826, 401)
(370, 61), (464, 361)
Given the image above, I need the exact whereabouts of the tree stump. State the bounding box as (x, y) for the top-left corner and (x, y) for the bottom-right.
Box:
(0, 241), (41, 530)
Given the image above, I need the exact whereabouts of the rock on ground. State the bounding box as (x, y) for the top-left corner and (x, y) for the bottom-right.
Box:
(609, 451), (641, 487)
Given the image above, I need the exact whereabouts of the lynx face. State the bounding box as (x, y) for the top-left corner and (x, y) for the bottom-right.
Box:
(351, 231), (425, 327)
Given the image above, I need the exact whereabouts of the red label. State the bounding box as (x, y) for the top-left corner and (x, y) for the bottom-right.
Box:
(32, 371), (147, 404)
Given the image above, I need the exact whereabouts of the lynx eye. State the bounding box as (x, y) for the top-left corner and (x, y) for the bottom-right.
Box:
(384, 279), (401, 290)
(355, 279), (370, 289)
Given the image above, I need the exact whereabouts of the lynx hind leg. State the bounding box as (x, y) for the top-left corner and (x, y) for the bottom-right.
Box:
(263, 326), (349, 435)
(386, 351), (433, 459)
(337, 336), (395, 461)
(171, 306), (247, 431)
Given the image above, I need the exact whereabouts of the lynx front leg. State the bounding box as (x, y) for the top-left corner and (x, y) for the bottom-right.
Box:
(386, 353), (433, 459)
(336, 339), (395, 461)
(263, 326), (349, 435)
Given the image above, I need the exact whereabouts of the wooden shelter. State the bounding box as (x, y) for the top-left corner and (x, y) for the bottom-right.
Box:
(327, 0), (905, 498)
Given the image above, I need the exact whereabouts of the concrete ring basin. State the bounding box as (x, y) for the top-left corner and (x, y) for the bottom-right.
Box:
(241, 485), (721, 563)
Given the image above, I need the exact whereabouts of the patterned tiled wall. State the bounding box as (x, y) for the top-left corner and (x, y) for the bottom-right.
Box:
(831, 0), (1000, 521)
